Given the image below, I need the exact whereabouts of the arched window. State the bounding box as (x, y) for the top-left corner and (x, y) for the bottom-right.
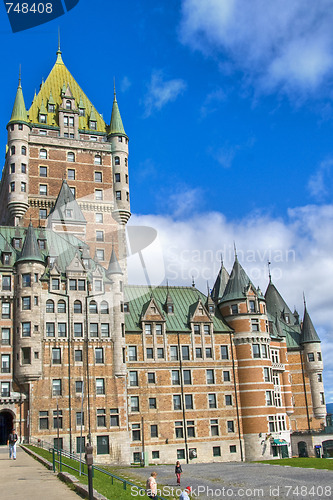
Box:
(89, 300), (98, 314)
(66, 100), (72, 109)
(57, 300), (66, 313)
(10, 146), (15, 155)
(21, 146), (26, 155)
(74, 300), (82, 314)
(39, 149), (47, 159)
(67, 152), (75, 162)
(100, 301), (109, 314)
(124, 158), (128, 166)
(94, 155), (102, 165)
(46, 299), (54, 313)
(114, 156), (120, 166)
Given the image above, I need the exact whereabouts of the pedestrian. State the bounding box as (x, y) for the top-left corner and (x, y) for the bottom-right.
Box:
(146, 471), (157, 499)
(8, 428), (18, 460)
(175, 460), (183, 485)
(179, 486), (191, 499)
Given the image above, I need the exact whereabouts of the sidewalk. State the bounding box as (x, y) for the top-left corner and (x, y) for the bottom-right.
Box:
(0, 445), (80, 499)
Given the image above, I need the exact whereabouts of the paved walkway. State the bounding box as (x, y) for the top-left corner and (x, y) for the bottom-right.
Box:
(0, 445), (80, 499)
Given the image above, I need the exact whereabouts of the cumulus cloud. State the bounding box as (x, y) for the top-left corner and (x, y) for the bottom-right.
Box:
(128, 203), (333, 401)
(179, 0), (333, 95)
(308, 158), (333, 199)
(143, 70), (187, 117)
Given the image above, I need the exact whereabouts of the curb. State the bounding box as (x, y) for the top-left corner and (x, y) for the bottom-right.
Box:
(20, 445), (107, 500)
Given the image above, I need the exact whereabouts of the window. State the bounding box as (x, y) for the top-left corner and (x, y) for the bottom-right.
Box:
(46, 323), (55, 337)
(74, 323), (83, 337)
(2, 276), (11, 291)
(230, 445), (237, 453)
(39, 208), (47, 219)
(22, 273), (31, 287)
(317, 352), (322, 361)
(118, 137), (123, 142)
(39, 184), (47, 196)
(52, 348), (61, 364)
(249, 300), (256, 313)
(89, 120), (97, 130)
(251, 319), (259, 332)
(167, 304), (174, 314)
(265, 391), (273, 406)
(213, 446), (221, 457)
(318, 373), (323, 382)
(58, 323), (67, 337)
(97, 436), (109, 455)
(1, 328), (10, 345)
(227, 421), (235, 433)
(221, 345), (229, 359)
(11, 145), (15, 155)
(182, 345), (190, 360)
(21, 145), (26, 155)
(96, 231), (104, 242)
(20, 182), (26, 192)
(75, 381), (83, 394)
(52, 379), (62, 396)
(208, 393), (217, 408)
(148, 372), (156, 384)
(206, 369), (215, 385)
(78, 279), (85, 291)
(95, 171), (102, 182)
(175, 421), (184, 438)
(156, 324), (162, 335)
(67, 168), (75, 180)
(75, 350), (83, 362)
(132, 423), (141, 441)
(126, 174), (129, 183)
(39, 149), (47, 159)
(69, 279), (77, 290)
(115, 173), (120, 182)
(94, 155), (102, 165)
(96, 213), (103, 223)
(194, 324), (201, 335)
(95, 348), (104, 364)
(2, 253), (11, 265)
(57, 300), (66, 313)
(195, 347), (202, 358)
(130, 396), (139, 412)
(21, 163), (26, 173)
(225, 395), (232, 406)
(151, 425), (158, 438)
(146, 348), (153, 359)
(173, 395), (182, 410)
(110, 408), (119, 427)
(152, 451), (159, 459)
(48, 103), (55, 113)
(96, 378), (105, 395)
(1, 354), (10, 373)
(97, 408), (106, 427)
(66, 100), (72, 109)
(253, 344), (260, 358)
(2, 302), (10, 319)
(211, 419), (219, 436)
(320, 392), (325, 405)
(128, 346), (137, 361)
(231, 304), (238, 314)
(94, 279), (102, 292)
(96, 249), (104, 261)
(22, 347), (31, 364)
(205, 347), (212, 358)
(185, 394), (193, 409)
(74, 300), (82, 313)
(223, 370), (230, 382)
(307, 352), (315, 362)
(76, 436), (85, 454)
(183, 370), (192, 385)
(10, 182), (15, 192)
(116, 191), (121, 200)
(157, 347), (164, 359)
(22, 322), (31, 337)
(129, 371), (138, 386)
(46, 300), (55, 314)
(177, 449), (185, 460)
(115, 156), (120, 165)
(10, 163), (15, 173)
(101, 324), (110, 337)
(187, 421), (195, 437)
(170, 346), (178, 361)
(39, 166), (47, 177)
(204, 325), (210, 335)
(39, 411), (49, 430)
(95, 189), (103, 200)
(264, 367), (271, 382)
(90, 323), (98, 337)
(172, 370), (180, 385)
(149, 398), (157, 409)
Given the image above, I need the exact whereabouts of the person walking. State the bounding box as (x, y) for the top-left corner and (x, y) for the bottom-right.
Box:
(179, 486), (191, 499)
(146, 471), (157, 499)
(8, 428), (18, 460)
(175, 460), (183, 485)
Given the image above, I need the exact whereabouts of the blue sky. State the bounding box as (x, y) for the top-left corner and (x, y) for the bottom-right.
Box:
(1, 1), (333, 400)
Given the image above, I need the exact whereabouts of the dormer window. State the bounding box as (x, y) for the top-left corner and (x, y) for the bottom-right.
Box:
(208, 305), (214, 314)
(167, 304), (174, 314)
(66, 100), (72, 110)
(79, 108), (85, 116)
(38, 239), (46, 250)
(65, 209), (73, 218)
(2, 253), (11, 265)
(123, 303), (129, 313)
(12, 238), (21, 249)
(39, 113), (46, 123)
(231, 304), (238, 314)
(285, 314), (290, 324)
(145, 324), (152, 335)
(89, 120), (97, 130)
(249, 300), (256, 313)
(48, 103), (55, 113)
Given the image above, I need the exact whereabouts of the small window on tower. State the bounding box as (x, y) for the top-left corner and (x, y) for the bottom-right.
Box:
(10, 163), (15, 173)
(39, 149), (47, 159)
(94, 155), (102, 165)
(21, 146), (26, 155)
(48, 103), (55, 113)
(115, 156), (120, 165)
(115, 173), (121, 182)
(67, 152), (75, 162)
(66, 100), (72, 110)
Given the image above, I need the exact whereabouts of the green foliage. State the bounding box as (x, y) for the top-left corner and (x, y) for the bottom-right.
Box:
(256, 458), (333, 470)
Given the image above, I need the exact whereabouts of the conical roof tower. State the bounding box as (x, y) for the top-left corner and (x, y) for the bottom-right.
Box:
(109, 85), (126, 136)
(8, 72), (28, 126)
(211, 259), (230, 303)
(16, 223), (44, 264)
(301, 307), (320, 344)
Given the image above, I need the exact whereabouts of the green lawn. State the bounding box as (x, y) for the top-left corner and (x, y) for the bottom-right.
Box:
(25, 446), (163, 500)
(256, 457), (333, 470)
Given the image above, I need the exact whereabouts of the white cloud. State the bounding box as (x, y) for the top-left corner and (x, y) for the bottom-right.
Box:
(200, 88), (226, 117)
(143, 70), (187, 117)
(179, 0), (333, 95)
(128, 203), (333, 401)
(120, 76), (131, 93)
(308, 158), (333, 199)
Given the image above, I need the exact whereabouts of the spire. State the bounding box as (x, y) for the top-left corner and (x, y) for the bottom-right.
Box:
(301, 305), (320, 344)
(268, 260), (272, 282)
(8, 70), (28, 125)
(265, 279), (295, 323)
(211, 259), (230, 303)
(39, 98), (47, 114)
(109, 85), (126, 136)
(48, 180), (86, 224)
(16, 223), (44, 264)
(107, 245), (123, 276)
(221, 257), (255, 303)
(56, 28), (63, 64)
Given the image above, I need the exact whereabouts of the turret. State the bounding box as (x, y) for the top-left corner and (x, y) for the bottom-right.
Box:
(301, 304), (326, 419)
(211, 258), (229, 303)
(14, 223), (45, 384)
(108, 86), (130, 225)
(7, 72), (31, 225)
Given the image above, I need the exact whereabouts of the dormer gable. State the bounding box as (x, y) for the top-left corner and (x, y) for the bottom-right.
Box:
(66, 252), (86, 274)
(49, 262), (61, 276)
(189, 298), (211, 323)
(141, 297), (165, 322)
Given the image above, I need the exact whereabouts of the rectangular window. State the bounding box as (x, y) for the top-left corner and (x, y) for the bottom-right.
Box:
(53, 414), (63, 432)
(1, 328), (10, 345)
(22, 322), (31, 337)
(129, 371), (138, 386)
(75, 349), (83, 362)
(251, 319), (259, 332)
(221, 345), (229, 359)
(204, 325), (210, 335)
(205, 347), (213, 358)
(68, 169), (75, 180)
(39, 184), (47, 196)
(95, 172), (102, 183)
(132, 423), (141, 441)
(173, 395), (182, 410)
(52, 348), (61, 364)
(21, 163), (26, 173)
(264, 367), (271, 382)
(101, 323), (110, 337)
(175, 421), (184, 438)
(211, 419), (219, 436)
(97, 436), (109, 455)
(206, 369), (215, 385)
(208, 393), (217, 408)
(2, 302), (10, 318)
(170, 346), (178, 361)
(185, 394), (193, 409)
(22, 274), (31, 287)
(231, 304), (238, 314)
(90, 323), (98, 337)
(307, 352), (315, 362)
(151, 425), (158, 438)
(22, 347), (31, 364)
(75, 381), (83, 394)
(194, 324), (200, 334)
(78, 279), (85, 291)
(187, 421), (195, 437)
(74, 323), (83, 337)
(1, 354), (10, 373)
(95, 189), (103, 200)
(40, 166), (47, 177)
(253, 344), (261, 358)
(156, 324), (162, 335)
(223, 370), (230, 381)
(52, 278), (60, 290)
(183, 370), (192, 385)
(172, 370), (180, 385)
(96, 249), (104, 261)
(130, 396), (139, 412)
(39, 411), (49, 430)
(265, 391), (273, 406)
(52, 379), (62, 396)
(94, 280), (102, 292)
(95, 213), (103, 223)
(116, 191), (121, 200)
(225, 394), (232, 406)
(195, 347), (202, 358)
(152, 451), (159, 459)
(145, 323), (152, 335)
(227, 421), (235, 433)
(177, 449), (185, 460)
(149, 398), (157, 410)
(46, 322), (55, 337)
(97, 408), (106, 427)
(2, 276), (11, 290)
(95, 348), (104, 364)
(249, 300), (256, 313)
(261, 344), (268, 358)
(148, 372), (156, 384)
(58, 323), (67, 337)
(69, 279), (77, 290)
(115, 173), (121, 182)
(96, 378), (105, 395)
(76, 436), (85, 453)
(320, 392), (325, 405)
(182, 345), (190, 360)
(146, 348), (153, 359)
(128, 346), (137, 361)
(39, 209), (47, 219)
(110, 409), (120, 427)
(157, 347), (164, 359)
(22, 296), (31, 310)
(213, 446), (221, 457)
(96, 231), (104, 242)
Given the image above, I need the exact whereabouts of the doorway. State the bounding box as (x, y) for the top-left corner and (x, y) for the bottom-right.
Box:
(0, 411), (13, 445)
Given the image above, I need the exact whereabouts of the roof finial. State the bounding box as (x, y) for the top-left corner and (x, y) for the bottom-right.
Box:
(207, 281), (210, 296)
(220, 253), (223, 267)
(56, 28), (63, 64)
(267, 260), (272, 282)
(58, 27), (61, 53)
(233, 241), (237, 259)
(192, 276), (195, 288)
(113, 78), (117, 101)
(18, 64), (21, 87)
(303, 292), (307, 309)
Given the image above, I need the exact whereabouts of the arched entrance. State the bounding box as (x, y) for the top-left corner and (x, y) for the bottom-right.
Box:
(322, 440), (333, 458)
(0, 410), (14, 445)
(297, 441), (308, 457)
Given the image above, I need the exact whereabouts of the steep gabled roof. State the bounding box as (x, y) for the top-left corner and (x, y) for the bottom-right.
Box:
(211, 262), (229, 303)
(221, 257), (256, 303)
(107, 246), (123, 276)
(48, 180), (86, 224)
(301, 307), (321, 344)
(16, 223), (44, 264)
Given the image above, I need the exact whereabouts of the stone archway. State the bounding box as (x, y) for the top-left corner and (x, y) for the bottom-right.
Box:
(0, 410), (14, 445)
(297, 441), (308, 457)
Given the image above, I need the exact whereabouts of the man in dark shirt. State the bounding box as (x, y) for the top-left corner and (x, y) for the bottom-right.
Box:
(8, 428), (18, 460)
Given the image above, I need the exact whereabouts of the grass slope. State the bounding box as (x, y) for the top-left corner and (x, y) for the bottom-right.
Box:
(256, 458), (333, 470)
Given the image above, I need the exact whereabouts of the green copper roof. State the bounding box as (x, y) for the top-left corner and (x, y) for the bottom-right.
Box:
(39, 98), (47, 114)
(125, 285), (232, 333)
(211, 262), (230, 302)
(48, 180), (86, 224)
(265, 281), (297, 325)
(107, 246), (123, 275)
(221, 257), (257, 303)
(16, 223), (44, 264)
(8, 77), (28, 125)
(48, 91), (56, 105)
(109, 91), (126, 136)
(301, 307), (321, 344)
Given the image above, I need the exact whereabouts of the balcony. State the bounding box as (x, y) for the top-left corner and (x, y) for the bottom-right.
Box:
(272, 362), (285, 371)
